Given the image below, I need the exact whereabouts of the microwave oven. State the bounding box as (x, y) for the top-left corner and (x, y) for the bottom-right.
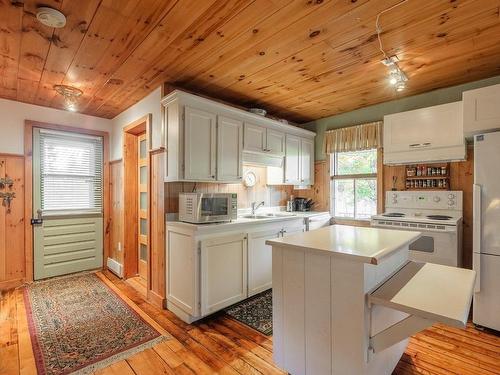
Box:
(179, 193), (237, 223)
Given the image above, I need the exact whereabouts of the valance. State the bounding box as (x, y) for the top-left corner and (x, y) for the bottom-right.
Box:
(324, 121), (382, 154)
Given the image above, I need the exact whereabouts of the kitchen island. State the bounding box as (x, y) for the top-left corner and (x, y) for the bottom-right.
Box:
(266, 225), (476, 375)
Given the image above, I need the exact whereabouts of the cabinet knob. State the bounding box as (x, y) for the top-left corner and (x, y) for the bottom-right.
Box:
(211, 175), (215, 179)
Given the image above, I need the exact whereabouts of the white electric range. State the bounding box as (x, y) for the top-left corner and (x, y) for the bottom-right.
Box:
(371, 191), (463, 267)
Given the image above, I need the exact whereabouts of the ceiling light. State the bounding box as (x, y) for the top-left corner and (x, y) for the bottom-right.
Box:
(376, 1), (409, 91)
(395, 81), (406, 92)
(54, 85), (83, 112)
(36, 7), (66, 28)
(389, 71), (399, 85)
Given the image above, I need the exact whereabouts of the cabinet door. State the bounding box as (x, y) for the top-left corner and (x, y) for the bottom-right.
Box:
(217, 116), (243, 182)
(200, 233), (247, 316)
(244, 123), (266, 152)
(384, 102), (463, 153)
(266, 129), (285, 156)
(300, 138), (314, 185)
(248, 229), (280, 297)
(167, 229), (198, 315)
(184, 106), (216, 180)
(463, 84), (500, 135)
(285, 134), (301, 184)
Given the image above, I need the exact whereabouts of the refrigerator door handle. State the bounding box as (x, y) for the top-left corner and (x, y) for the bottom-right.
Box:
(473, 184), (481, 292)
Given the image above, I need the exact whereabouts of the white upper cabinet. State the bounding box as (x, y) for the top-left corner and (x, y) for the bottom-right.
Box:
(161, 90), (315, 182)
(217, 116), (243, 182)
(285, 134), (301, 184)
(383, 102), (466, 164)
(184, 106), (217, 180)
(243, 123), (285, 156)
(243, 123), (266, 152)
(300, 138), (314, 185)
(285, 135), (314, 185)
(266, 128), (285, 156)
(463, 83), (500, 136)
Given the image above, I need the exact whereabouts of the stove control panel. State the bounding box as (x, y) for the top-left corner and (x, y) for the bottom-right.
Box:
(386, 191), (462, 211)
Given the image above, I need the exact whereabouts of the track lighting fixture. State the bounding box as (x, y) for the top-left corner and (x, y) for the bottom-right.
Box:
(376, 1), (409, 91)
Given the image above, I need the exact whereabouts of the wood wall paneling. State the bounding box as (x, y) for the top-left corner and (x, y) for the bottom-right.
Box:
(109, 160), (124, 267)
(0, 154), (25, 290)
(2, 0), (500, 122)
(149, 150), (166, 306)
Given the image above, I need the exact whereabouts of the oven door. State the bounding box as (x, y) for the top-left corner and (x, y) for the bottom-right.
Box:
(199, 195), (231, 222)
(408, 230), (459, 267)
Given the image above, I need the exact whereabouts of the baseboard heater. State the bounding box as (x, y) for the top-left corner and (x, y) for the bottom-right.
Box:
(107, 257), (123, 277)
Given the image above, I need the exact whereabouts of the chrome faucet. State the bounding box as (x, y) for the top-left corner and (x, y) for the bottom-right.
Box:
(251, 201), (265, 215)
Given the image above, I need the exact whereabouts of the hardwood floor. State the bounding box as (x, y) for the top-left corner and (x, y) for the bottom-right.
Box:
(1, 270), (498, 375)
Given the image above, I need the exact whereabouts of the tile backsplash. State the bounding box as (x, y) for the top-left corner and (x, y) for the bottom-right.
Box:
(165, 165), (293, 213)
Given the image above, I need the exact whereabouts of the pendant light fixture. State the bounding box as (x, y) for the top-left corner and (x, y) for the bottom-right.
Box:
(376, 1), (409, 91)
(54, 85), (83, 112)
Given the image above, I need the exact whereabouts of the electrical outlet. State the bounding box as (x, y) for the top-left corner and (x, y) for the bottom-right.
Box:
(118, 242), (122, 252)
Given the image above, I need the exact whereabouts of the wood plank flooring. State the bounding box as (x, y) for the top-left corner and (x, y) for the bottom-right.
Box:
(1, 270), (498, 375)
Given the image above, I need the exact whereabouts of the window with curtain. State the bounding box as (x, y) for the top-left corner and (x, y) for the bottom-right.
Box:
(324, 121), (382, 220)
(39, 129), (103, 212)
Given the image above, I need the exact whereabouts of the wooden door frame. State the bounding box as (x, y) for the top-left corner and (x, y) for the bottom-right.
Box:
(122, 115), (152, 283)
(24, 120), (110, 282)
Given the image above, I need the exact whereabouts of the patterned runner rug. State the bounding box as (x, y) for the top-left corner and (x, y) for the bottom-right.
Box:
(24, 273), (169, 375)
(224, 289), (272, 336)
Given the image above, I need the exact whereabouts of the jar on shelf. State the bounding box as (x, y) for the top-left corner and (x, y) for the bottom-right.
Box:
(441, 166), (447, 175)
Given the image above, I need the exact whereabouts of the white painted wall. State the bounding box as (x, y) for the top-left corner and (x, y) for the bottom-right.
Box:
(111, 87), (162, 161)
(0, 98), (112, 155)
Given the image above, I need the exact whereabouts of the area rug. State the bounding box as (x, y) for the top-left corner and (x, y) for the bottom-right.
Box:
(224, 289), (272, 335)
(24, 273), (168, 375)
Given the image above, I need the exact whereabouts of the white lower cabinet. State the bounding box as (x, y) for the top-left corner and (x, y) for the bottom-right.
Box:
(166, 218), (305, 323)
(248, 229), (281, 297)
(200, 233), (247, 315)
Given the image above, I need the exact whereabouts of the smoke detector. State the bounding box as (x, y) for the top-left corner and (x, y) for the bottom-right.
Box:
(36, 7), (66, 28)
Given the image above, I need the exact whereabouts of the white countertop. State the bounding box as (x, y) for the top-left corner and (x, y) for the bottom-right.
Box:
(166, 210), (330, 231)
(266, 225), (421, 265)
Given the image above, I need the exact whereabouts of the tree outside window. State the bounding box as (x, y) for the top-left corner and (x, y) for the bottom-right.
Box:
(330, 149), (377, 220)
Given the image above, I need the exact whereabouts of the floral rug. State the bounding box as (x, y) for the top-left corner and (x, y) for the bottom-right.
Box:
(24, 273), (168, 375)
(224, 289), (272, 335)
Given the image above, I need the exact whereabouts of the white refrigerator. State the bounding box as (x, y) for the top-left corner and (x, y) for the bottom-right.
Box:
(473, 131), (500, 331)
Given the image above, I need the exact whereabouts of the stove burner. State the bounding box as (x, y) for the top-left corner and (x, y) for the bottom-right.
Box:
(426, 215), (452, 221)
(382, 213), (405, 217)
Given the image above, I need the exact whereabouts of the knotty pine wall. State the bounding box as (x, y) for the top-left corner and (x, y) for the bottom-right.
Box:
(0, 154), (25, 290)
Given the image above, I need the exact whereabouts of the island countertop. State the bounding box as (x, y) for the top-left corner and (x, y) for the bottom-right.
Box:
(266, 225), (421, 265)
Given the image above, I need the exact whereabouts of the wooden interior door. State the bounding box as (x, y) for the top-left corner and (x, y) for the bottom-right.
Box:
(138, 133), (148, 280)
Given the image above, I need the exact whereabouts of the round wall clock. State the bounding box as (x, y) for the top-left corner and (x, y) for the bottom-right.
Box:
(243, 171), (257, 187)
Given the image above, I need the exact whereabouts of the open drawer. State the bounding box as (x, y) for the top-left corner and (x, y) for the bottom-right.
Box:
(368, 261), (476, 353)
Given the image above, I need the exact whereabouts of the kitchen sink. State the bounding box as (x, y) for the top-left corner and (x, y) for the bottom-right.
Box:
(240, 215), (270, 219)
(264, 213), (297, 217)
(240, 213), (297, 219)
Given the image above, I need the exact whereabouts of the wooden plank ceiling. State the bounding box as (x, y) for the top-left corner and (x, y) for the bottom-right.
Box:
(1, 0), (500, 123)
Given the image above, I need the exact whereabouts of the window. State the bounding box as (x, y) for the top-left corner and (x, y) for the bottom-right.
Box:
(330, 149), (377, 220)
(39, 129), (103, 212)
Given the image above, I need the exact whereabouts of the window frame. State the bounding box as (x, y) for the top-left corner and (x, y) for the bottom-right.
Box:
(330, 149), (378, 221)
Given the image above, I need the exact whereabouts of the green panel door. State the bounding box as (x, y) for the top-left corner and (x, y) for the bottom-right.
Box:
(32, 128), (104, 280)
